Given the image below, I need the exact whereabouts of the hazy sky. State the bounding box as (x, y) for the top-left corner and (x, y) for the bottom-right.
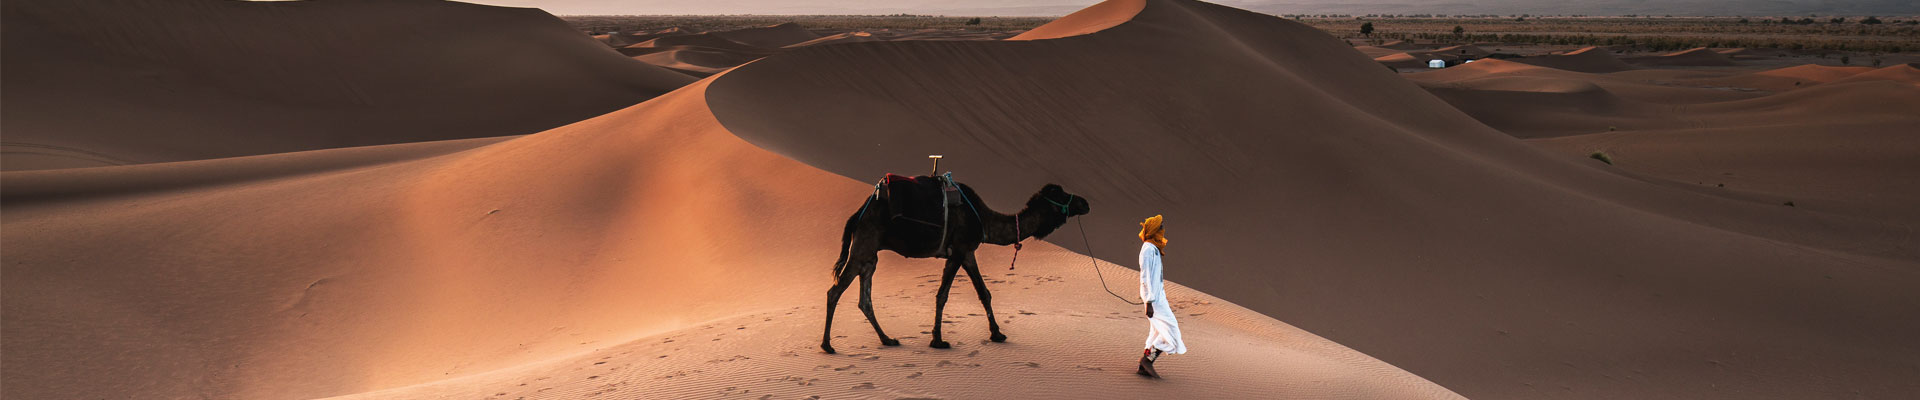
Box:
(464, 0), (1920, 16)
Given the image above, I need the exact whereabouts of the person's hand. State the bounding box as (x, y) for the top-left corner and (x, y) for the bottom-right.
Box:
(1145, 302), (1154, 318)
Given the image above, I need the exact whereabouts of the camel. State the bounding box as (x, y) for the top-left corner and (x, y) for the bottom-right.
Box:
(821, 177), (1091, 354)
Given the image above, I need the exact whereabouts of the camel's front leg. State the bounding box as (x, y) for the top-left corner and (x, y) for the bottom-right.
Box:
(928, 259), (962, 349)
(960, 254), (1006, 342)
(857, 268), (899, 346)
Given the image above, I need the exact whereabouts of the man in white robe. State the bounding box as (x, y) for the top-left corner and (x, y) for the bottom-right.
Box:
(1137, 214), (1185, 378)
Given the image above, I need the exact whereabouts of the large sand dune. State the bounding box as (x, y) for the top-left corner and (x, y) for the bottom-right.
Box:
(0, 0), (693, 170)
(4, 0), (1917, 399)
(708, 0), (1920, 398)
(2, 1), (1458, 398)
(1, 45), (1454, 400)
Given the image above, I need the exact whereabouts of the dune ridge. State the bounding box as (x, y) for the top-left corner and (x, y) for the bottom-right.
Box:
(1511, 46), (1638, 73)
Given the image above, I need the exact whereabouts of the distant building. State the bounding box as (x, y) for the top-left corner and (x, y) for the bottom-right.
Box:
(1428, 59), (1447, 68)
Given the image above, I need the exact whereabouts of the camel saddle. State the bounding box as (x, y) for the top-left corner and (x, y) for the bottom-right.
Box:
(878, 173), (966, 256)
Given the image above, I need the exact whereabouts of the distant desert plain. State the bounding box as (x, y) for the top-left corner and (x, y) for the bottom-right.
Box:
(3, 0), (1918, 399)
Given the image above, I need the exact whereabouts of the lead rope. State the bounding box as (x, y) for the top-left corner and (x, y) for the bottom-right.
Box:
(1079, 218), (1144, 305)
(1008, 213), (1022, 270)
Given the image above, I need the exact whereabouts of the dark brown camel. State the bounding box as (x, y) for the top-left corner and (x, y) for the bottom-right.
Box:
(821, 178), (1091, 354)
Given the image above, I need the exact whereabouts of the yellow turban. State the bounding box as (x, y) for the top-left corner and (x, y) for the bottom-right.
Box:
(1138, 214), (1167, 249)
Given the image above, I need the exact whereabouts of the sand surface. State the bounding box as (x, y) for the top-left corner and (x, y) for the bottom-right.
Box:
(4, 0), (1918, 399)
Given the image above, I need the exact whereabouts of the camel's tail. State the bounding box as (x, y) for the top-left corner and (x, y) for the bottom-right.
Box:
(831, 196), (870, 279)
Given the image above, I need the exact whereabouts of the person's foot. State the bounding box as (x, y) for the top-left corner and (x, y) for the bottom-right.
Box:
(1138, 356), (1160, 378)
(929, 340), (951, 349)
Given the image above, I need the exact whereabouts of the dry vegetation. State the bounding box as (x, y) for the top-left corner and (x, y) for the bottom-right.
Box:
(1295, 16), (1920, 52)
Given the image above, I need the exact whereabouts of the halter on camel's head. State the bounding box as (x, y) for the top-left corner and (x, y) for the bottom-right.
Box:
(1025, 184), (1091, 239)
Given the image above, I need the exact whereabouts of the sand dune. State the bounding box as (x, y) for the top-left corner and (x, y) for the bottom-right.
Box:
(331, 241), (1456, 400)
(708, 0), (1920, 398)
(2, 1), (1459, 398)
(1624, 47), (1741, 67)
(594, 27), (691, 47)
(706, 22), (822, 48)
(1673, 64), (1876, 92)
(786, 31), (881, 48)
(1412, 60), (1920, 222)
(1511, 46), (1637, 73)
(5, 0), (1918, 399)
(1, 43), (1454, 400)
(1830, 63), (1920, 85)
(0, 0), (692, 171)
(1410, 59), (1763, 105)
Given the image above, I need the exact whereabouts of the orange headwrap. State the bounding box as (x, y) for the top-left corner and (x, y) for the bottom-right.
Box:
(1138, 214), (1167, 250)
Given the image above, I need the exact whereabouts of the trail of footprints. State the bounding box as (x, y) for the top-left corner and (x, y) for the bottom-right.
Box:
(482, 270), (1130, 399)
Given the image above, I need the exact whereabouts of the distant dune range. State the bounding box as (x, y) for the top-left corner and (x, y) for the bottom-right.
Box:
(1408, 60), (1920, 224)
(0, 0), (693, 171)
(4, 0), (1919, 400)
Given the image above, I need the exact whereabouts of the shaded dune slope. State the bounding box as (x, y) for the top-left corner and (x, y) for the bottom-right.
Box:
(0, 0), (693, 171)
(707, 0), (1920, 398)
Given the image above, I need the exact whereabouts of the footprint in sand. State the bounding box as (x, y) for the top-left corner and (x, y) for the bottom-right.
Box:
(1013, 362), (1040, 368)
(907, 372), (924, 378)
(851, 382), (876, 389)
(966, 350), (979, 357)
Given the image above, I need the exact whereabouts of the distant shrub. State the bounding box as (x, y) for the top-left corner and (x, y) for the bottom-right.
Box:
(1361, 22), (1374, 36)
(1589, 151), (1614, 165)
(1841, 55), (1851, 65)
(965, 17), (981, 25)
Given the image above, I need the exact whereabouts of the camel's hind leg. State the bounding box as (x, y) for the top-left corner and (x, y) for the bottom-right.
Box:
(821, 265), (858, 354)
(959, 254), (1007, 342)
(857, 267), (899, 347)
(928, 258), (962, 349)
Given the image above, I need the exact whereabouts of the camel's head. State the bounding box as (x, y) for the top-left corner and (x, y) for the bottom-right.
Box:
(1026, 184), (1091, 238)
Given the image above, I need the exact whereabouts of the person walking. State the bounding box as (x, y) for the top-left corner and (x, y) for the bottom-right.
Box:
(1136, 214), (1185, 378)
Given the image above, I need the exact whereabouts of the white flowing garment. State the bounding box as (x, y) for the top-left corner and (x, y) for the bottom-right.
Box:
(1139, 242), (1187, 354)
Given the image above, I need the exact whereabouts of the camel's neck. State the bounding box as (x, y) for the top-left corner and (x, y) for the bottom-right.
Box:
(983, 207), (1050, 246)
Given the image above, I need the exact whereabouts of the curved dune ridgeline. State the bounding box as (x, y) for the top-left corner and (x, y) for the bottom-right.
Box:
(0, 0), (694, 171)
(708, 0), (1920, 398)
